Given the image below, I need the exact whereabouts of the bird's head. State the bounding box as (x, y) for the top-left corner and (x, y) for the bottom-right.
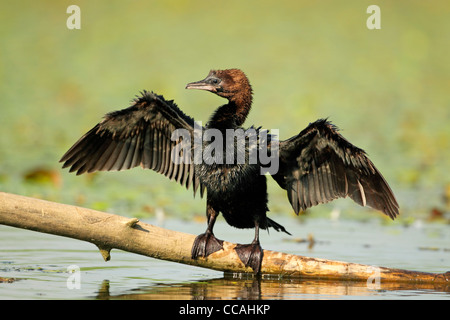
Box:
(186, 69), (252, 103)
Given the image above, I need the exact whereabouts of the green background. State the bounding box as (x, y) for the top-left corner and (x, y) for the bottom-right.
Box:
(1, 1), (449, 221)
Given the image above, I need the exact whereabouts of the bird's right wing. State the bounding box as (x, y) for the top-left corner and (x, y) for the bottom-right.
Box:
(60, 91), (204, 196)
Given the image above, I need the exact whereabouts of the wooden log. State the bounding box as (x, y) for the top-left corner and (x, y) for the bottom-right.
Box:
(0, 191), (448, 285)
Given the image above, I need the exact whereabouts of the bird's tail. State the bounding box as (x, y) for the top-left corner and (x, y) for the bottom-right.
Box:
(267, 218), (291, 235)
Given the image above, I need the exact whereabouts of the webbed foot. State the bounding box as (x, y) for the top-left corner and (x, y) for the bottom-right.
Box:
(191, 232), (224, 259)
(234, 241), (264, 274)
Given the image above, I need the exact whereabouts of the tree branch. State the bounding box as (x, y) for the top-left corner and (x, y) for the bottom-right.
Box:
(0, 191), (448, 285)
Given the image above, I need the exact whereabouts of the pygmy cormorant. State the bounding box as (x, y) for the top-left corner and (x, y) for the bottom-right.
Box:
(60, 69), (399, 273)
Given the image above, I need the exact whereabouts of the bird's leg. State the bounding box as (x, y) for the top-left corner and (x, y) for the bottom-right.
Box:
(191, 204), (224, 260)
(234, 221), (264, 274)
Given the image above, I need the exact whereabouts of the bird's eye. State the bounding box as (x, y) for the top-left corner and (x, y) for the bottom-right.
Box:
(211, 78), (219, 84)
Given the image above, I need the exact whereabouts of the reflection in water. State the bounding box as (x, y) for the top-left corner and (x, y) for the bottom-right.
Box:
(95, 273), (450, 300)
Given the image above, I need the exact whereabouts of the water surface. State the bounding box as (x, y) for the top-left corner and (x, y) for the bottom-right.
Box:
(1, 217), (449, 300)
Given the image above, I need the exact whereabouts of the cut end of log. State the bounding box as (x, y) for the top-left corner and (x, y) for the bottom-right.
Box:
(433, 271), (450, 283)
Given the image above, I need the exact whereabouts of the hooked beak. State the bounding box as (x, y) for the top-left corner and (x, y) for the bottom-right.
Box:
(185, 78), (217, 92)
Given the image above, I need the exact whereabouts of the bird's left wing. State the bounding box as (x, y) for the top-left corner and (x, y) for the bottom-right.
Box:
(60, 91), (203, 195)
(271, 119), (399, 219)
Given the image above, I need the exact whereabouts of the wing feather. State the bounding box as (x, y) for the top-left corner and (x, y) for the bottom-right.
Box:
(272, 119), (399, 219)
(60, 91), (202, 195)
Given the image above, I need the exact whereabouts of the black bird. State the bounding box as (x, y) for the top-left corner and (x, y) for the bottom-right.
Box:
(60, 69), (399, 273)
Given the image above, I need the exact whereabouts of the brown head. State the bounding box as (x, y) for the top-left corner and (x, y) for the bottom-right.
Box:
(186, 69), (253, 128)
(186, 69), (252, 105)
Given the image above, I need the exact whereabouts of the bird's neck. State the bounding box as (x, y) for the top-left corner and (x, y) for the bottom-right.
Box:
(208, 93), (252, 129)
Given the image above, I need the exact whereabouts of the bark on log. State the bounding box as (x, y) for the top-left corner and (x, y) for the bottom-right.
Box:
(0, 191), (448, 285)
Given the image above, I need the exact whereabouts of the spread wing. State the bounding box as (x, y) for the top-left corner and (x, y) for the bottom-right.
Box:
(271, 119), (399, 219)
(60, 91), (204, 196)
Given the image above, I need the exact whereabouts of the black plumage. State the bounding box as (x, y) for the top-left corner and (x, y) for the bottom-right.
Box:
(60, 69), (399, 273)
(60, 91), (203, 194)
(273, 119), (399, 219)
